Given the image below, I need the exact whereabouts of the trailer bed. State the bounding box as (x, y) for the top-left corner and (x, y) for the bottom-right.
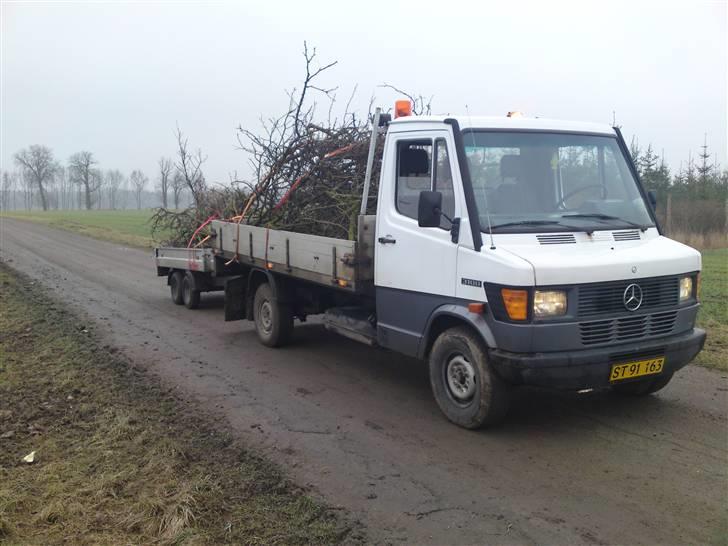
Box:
(155, 247), (216, 273)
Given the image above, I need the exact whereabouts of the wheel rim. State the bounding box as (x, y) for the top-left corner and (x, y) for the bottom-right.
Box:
(258, 300), (273, 334)
(184, 282), (191, 303)
(445, 354), (476, 403)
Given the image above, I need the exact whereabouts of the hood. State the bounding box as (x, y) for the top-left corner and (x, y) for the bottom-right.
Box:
(495, 229), (701, 286)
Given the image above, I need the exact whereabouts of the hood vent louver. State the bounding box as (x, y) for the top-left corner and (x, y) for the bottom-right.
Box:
(612, 230), (641, 241)
(537, 234), (576, 245)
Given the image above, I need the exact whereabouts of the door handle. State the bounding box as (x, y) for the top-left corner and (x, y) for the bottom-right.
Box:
(378, 236), (396, 244)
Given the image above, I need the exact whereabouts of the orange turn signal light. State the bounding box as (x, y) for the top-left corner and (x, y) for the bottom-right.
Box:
(468, 302), (485, 314)
(395, 99), (412, 118)
(266, 262), (274, 269)
(501, 289), (528, 321)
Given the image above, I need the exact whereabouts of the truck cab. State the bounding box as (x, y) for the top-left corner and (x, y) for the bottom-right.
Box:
(373, 113), (705, 427)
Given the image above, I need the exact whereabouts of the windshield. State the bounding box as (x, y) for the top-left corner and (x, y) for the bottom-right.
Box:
(463, 131), (655, 233)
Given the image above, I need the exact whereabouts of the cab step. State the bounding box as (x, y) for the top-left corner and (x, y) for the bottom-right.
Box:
(323, 306), (377, 346)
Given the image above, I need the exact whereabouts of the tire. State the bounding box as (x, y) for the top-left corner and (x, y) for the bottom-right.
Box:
(429, 326), (511, 429)
(612, 372), (674, 396)
(182, 272), (200, 310)
(170, 271), (184, 305)
(253, 282), (293, 347)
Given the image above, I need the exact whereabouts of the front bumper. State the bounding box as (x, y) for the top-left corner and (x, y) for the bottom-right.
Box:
(489, 328), (706, 390)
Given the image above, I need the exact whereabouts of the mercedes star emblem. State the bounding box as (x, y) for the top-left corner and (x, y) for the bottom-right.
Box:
(623, 283), (643, 311)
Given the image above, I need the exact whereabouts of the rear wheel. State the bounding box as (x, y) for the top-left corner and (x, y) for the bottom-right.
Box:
(429, 326), (510, 429)
(612, 372), (674, 396)
(253, 282), (293, 347)
(182, 272), (200, 309)
(170, 271), (184, 305)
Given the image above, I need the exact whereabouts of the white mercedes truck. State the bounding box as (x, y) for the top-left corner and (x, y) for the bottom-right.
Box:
(155, 106), (706, 429)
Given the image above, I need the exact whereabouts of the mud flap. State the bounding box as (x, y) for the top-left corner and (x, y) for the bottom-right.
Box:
(224, 276), (245, 321)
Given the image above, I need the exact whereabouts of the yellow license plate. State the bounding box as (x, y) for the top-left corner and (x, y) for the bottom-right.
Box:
(610, 357), (665, 382)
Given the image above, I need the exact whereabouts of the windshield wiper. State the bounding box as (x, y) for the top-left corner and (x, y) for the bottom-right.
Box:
(487, 220), (561, 231)
(486, 220), (594, 234)
(561, 213), (650, 231)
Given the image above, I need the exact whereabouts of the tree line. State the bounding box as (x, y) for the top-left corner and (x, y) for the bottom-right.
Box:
(3, 132), (726, 229)
(630, 136), (727, 202)
(629, 135), (727, 235)
(1, 146), (194, 212)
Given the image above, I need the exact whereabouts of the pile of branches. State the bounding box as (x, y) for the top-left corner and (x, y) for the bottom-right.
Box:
(152, 43), (427, 247)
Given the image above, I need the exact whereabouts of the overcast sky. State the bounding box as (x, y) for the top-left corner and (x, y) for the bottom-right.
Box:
(2, 0), (726, 186)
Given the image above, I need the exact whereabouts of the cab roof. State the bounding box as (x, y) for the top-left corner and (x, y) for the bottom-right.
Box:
(388, 114), (616, 136)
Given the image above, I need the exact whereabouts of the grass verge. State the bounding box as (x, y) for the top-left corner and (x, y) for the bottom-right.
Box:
(694, 248), (728, 371)
(1, 210), (159, 248)
(0, 263), (353, 545)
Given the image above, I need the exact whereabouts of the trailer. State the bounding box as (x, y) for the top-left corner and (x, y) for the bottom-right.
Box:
(155, 105), (706, 429)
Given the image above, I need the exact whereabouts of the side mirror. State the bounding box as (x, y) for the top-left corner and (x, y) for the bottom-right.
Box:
(418, 190), (443, 227)
(647, 190), (657, 210)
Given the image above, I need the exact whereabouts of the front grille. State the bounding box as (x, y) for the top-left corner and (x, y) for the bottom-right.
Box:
(578, 276), (679, 317)
(579, 310), (678, 345)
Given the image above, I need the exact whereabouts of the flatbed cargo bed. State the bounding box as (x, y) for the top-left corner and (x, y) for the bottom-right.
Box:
(154, 216), (376, 294)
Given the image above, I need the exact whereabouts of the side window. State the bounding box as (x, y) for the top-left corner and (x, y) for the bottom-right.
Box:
(433, 139), (455, 228)
(396, 140), (432, 220)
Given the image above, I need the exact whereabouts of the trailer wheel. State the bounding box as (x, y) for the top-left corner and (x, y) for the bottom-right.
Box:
(612, 372), (674, 396)
(170, 271), (185, 305)
(182, 272), (200, 310)
(253, 282), (293, 347)
(429, 326), (510, 429)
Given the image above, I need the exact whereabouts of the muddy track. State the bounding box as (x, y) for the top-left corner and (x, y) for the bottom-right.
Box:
(1, 218), (726, 545)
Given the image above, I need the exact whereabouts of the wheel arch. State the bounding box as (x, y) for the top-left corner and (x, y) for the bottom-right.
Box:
(418, 305), (497, 359)
(166, 269), (181, 286)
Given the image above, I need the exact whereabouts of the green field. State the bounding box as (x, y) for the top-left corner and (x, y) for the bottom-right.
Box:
(2, 210), (158, 248)
(2, 210), (726, 370)
(694, 249), (728, 371)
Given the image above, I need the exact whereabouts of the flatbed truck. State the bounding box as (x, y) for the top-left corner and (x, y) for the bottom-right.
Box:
(155, 107), (706, 428)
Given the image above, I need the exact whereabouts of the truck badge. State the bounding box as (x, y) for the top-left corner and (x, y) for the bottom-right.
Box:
(623, 284), (643, 311)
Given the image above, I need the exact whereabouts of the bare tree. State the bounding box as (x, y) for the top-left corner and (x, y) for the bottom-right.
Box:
(19, 170), (34, 210)
(13, 145), (58, 211)
(174, 127), (206, 207)
(54, 166), (70, 210)
(1, 171), (15, 211)
(130, 170), (148, 209)
(105, 169), (124, 210)
(157, 157), (173, 208)
(170, 171), (185, 209)
(68, 151), (101, 210)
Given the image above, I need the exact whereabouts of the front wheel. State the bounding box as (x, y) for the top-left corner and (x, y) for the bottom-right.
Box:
(429, 326), (511, 429)
(611, 372), (674, 396)
(253, 282), (293, 347)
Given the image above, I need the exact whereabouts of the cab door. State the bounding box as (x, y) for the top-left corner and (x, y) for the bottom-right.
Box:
(374, 130), (461, 355)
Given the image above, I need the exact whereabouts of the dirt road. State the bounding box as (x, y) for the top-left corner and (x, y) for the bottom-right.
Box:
(1, 218), (726, 545)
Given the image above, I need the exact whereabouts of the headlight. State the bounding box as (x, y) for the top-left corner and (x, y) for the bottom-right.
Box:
(679, 276), (693, 302)
(533, 290), (567, 317)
